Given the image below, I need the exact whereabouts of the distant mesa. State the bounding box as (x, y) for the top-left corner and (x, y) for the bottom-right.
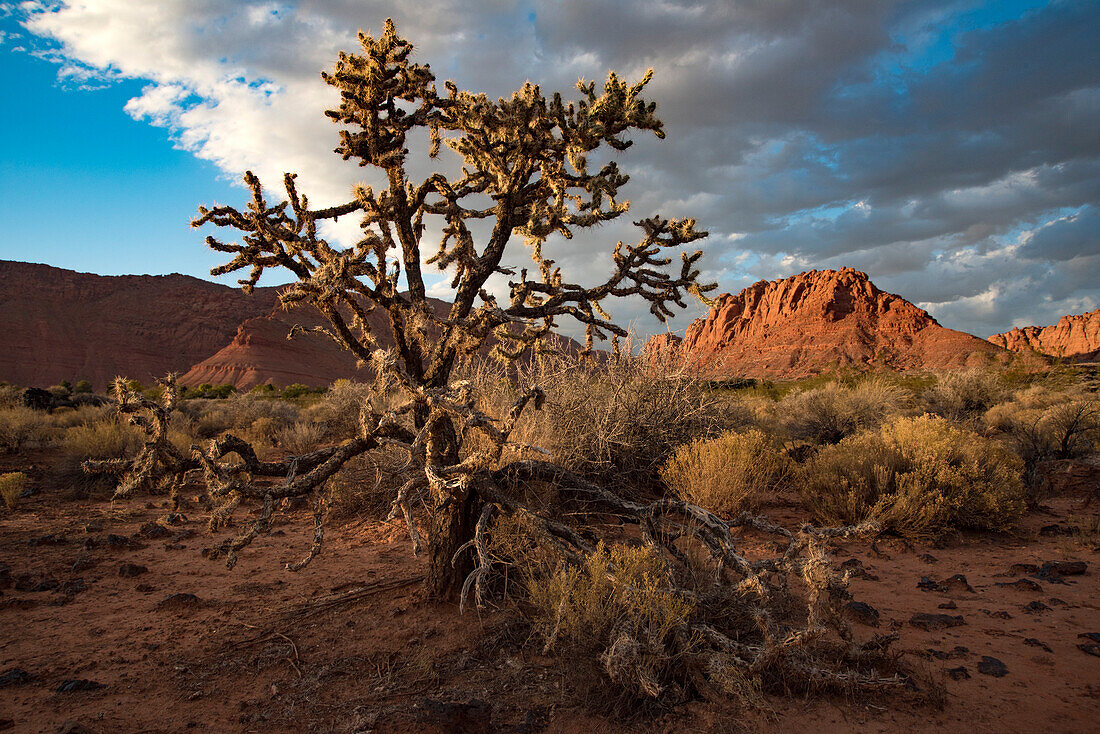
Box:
(0, 259), (581, 391)
(0, 260), (279, 389)
(646, 267), (1010, 379)
(988, 309), (1100, 362)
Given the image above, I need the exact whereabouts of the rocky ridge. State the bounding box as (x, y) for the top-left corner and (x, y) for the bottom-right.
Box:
(988, 310), (1100, 361)
(647, 268), (1008, 378)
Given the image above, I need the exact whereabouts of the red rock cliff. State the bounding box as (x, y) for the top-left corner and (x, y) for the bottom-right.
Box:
(651, 268), (1007, 378)
(988, 309), (1100, 361)
(0, 261), (279, 389)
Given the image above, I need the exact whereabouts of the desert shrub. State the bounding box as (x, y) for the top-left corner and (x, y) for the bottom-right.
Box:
(0, 472), (27, 510)
(303, 379), (374, 439)
(776, 378), (909, 445)
(275, 420), (326, 453)
(660, 429), (792, 516)
(0, 407), (57, 453)
(0, 384), (23, 409)
(468, 354), (744, 493)
(525, 542), (697, 699)
(281, 383), (315, 399)
(73, 380), (93, 394)
(984, 386), (1100, 489)
(184, 393), (300, 439)
(802, 414), (1025, 536)
(922, 369), (1007, 422)
(63, 417), (144, 461)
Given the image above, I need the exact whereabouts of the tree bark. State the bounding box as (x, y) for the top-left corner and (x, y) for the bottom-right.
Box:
(424, 413), (479, 599)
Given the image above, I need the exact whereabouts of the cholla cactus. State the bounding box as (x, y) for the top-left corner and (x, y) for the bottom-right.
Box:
(91, 20), (904, 701)
(188, 18), (713, 596)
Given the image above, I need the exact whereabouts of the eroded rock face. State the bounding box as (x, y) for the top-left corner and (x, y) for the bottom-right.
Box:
(648, 268), (1007, 378)
(0, 261), (279, 389)
(988, 309), (1100, 361)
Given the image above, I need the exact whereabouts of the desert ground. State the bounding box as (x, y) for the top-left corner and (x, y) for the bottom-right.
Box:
(1, 381), (1097, 733)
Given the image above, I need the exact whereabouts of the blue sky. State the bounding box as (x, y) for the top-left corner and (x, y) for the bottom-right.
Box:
(1, 1), (1097, 338)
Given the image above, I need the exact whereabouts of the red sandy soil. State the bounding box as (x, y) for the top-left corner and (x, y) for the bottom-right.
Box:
(1, 459), (1097, 733)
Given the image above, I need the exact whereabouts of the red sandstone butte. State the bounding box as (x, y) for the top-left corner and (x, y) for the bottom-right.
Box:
(648, 267), (1008, 378)
(0, 260), (279, 389)
(988, 309), (1100, 361)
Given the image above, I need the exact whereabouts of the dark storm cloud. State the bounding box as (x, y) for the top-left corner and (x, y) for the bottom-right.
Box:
(18, 0), (1100, 337)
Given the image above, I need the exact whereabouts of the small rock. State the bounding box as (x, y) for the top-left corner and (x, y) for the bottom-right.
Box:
(839, 558), (879, 581)
(415, 699), (492, 734)
(1039, 524), (1071, 536)
(106, 534), (142, 550)
(164, 513), (187, 525)
(938, 601), (957, 610)
(118, 563), (148, 578)
(940, 574), (975, 593)
(15, 575), (59, 593)
(843, 601), (880, 627)
(909, 613), (965, 631)
(0, 668), (32, 688)
(1049, 597), (1068, 607)
(1005, 563), (1040, 576)
(81, 538), (98, 551)
(1023, 600), (1051, 614)
(135, 583), (155, 593)
(71, 553), (95, 573)
(27, 533), (66, 547)
(157, 593), (201, 610)
(981, 609), (1013, 619)
(928, 645), (969, 660)
(1078, 644), (1100, 658)
(976, 656), (1008, 677)
(171, 528), (196, 542)
(57, 721), (99, 734)
(56, 679), (106, 693)
(137, 522), (171, 540)
(56, 578), (87, 597)
(1038, 560), (1087, 579)
(947, 666), (970, 680)
(917, 576), (944, 592)
(918, 553), (939, 564)
(1024, 638), (1052, 653)
(995, 578), (1042, 592)
(1079, 632), (1100, 643)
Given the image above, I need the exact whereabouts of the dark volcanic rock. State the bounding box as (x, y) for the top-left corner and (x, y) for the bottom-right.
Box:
(1023, 600), (1052, 614)
(1038, 560), (1087, 579)
(56, 679), (106, 693)
(0, 668), (32, 688)
(118, 563), (148, 578)
(1024, 638), (1052, 653)
(947, 666), (970, 680)
(977, 656), (1008, 677)
(996, 578), (1043, 592)
(939, 574), (975, 594)
(843, 601), (881, 627)
(157, 593), (201, 610)
(137, 522), (171, 540)
(909, 613), (965, 631)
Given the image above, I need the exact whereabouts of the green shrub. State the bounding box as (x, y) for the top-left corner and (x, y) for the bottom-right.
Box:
(660, 429), (791, 516)
(0, 407), (57, 453)
(801, 414), (1025, 536)
(73, 380), (93, 394)
(775, 378), (909, 445)
(0, 472), (27, 510)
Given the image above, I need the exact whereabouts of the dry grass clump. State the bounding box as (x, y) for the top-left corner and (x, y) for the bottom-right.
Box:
(660, 429), (792, 516)
(775, 378), (909, 445)
(274, 420), (327, 454)
(0, 472), (27, 510)
(802, 414), (1026, 536)
(526, 542), (697, 700)
(62, 417), (144, 461)
(922, 369), (1007, 423)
